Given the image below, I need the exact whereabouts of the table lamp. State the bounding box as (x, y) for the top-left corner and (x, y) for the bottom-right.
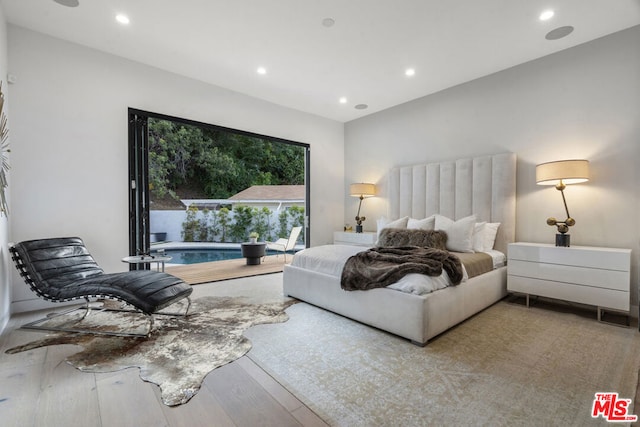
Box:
(536, 159), (589, 247)
(349, 183), (376, 233)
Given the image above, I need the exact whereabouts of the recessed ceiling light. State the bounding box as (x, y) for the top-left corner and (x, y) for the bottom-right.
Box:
(115, 14), (130, 25)
(405, 68), (416, 77)
(545, 26), (574, 40)
(322, 18), (335, 28)
(539, 10), (554, 21)
(257, 67), (267, 75)
(354, 104), (368, 110)
(339, 97), (348, 104)
(53, 0), (79, 7)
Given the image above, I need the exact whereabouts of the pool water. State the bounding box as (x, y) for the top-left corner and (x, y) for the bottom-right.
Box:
(160, 248), (243, 264)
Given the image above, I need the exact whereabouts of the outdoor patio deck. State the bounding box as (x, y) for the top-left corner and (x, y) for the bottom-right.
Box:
(166, 255), (288, 285)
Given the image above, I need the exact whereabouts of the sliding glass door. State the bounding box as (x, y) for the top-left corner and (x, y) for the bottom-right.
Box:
(128, 108), (310, 266)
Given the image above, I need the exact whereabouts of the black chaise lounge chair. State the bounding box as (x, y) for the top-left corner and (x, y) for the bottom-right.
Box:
(9, 237), (192, 337)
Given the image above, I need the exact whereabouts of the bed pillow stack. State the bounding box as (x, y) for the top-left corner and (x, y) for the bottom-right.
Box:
(407, 215), (435, 230)
(378, 214), (500, 253)
(376, 215), (435, 244)
(471, 221), (501, 252)
(434, 215), (476, 253)
(376, 216), (409, 241)
(434, 215), (501, 253)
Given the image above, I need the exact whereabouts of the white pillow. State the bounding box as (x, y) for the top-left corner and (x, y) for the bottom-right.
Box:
(472, 222), (487, 252)
(376, 216), (409, 240)
(407, 215), (435, 230)
(434, 214), (477, 253)
(482, 222), (501, 251)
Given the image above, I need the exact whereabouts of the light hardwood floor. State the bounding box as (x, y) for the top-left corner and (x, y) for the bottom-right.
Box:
(0, 273), (329, 427)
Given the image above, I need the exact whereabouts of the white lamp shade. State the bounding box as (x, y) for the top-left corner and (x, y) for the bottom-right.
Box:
(349, 183), (376, 198)
(536, 160), (589, 185)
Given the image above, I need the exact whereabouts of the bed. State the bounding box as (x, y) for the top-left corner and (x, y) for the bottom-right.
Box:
(283, 152), (516, 345)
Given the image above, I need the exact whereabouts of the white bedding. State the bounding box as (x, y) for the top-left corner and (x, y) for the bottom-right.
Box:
(291, 244), (505, 296)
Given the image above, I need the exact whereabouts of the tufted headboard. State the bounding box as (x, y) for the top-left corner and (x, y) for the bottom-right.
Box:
(388, 152), (516, 255)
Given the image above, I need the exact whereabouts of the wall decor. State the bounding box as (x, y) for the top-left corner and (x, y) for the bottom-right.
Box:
(0, 81), (8, 216)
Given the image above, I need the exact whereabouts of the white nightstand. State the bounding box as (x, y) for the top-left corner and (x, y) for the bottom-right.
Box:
(333, 231), (377, 247)
(507, 242), (631, 321)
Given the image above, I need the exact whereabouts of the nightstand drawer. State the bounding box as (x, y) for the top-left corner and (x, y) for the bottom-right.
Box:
(508, 259), (629, 292)
(508, 243), (630, 271)
(507, 275), (629, 311)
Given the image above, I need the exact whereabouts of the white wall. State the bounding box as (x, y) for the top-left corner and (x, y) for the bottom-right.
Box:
(8, 25), (344, 312)
(0, 8), (10, 332)
(345, 26), (640, 308)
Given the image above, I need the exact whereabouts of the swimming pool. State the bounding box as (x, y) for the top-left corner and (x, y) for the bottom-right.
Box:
(159, 248), (243, 264)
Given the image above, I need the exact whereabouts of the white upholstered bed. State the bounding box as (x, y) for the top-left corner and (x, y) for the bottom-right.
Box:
(283, 152), (516, 345)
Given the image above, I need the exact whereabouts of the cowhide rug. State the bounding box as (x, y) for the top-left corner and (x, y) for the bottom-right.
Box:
(6, 296), (296, 406)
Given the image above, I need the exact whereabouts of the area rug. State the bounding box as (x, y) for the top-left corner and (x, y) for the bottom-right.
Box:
(5, 296), (296, 406)
(245, 300), (640, 426)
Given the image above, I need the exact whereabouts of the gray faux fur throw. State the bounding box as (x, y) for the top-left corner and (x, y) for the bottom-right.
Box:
(340, 246), (463, 291)
(377, 228), (448, 249)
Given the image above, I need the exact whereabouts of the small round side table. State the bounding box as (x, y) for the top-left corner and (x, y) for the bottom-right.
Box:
(241, 242), (266, 265)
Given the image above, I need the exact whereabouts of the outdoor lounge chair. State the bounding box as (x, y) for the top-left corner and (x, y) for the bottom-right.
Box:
(265, 226), (302, 263)
(9, 237), (193, 337)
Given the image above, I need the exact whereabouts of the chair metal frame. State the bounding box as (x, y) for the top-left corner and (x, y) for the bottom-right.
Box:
(19, 297), (192, 338)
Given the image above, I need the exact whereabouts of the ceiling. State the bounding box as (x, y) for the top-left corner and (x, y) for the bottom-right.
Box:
(2, 0), (639, 122)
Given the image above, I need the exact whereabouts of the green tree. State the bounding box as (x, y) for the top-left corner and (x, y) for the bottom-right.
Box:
(217, 207), (231, 242)
(149, 120), (201, 201)
(206, 209), (220, 242)
(149, 118), (305, 203)
(252, 207), (271, 241)
(230, 205), (254, 242)
(181, 206), (199, 242)
(147, 120), (174, 200)
(277, 209), (289, 238)
(275, 206), (305, 242)
(197, 208), (210, 241)
(197, 148), (238, 198)
(288, 206), (305, 242)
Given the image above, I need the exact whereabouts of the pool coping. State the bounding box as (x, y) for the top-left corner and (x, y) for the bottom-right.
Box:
(151, 241), (243, 251)
(151, 241), (304, 251)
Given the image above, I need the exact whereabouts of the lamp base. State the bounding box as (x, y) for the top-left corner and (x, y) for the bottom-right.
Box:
(555, 233), (570, 247)
(355, 225), (363, 233)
